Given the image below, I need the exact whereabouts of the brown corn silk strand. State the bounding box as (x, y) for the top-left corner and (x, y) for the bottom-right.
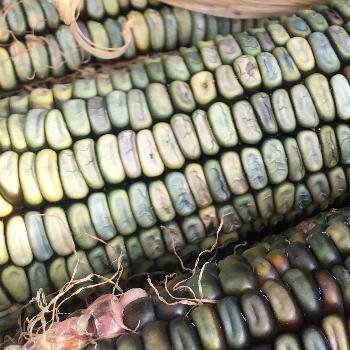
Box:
(158, 0), (325, 18)
(52, 0), (133, 59)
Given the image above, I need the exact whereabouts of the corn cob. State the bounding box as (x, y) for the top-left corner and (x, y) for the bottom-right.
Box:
(6, 206), (350, 346)
(0, 68), (348, 257)
(1, 0), (248, 38)
(98, 208), (350, 349)
(0, 22), (349, 149)
(1, 8), (350, 115)
(0, 121), (348, 330)
(0, 65), (349, 211)
(0, 0), (161, 39)
(0, 0), (279, 91)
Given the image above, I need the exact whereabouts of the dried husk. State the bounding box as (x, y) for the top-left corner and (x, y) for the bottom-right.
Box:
(158, 0), (325, 18)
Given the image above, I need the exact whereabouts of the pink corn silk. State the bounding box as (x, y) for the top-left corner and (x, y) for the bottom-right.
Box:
(78, 288), (147, 339)
(77, 295), (124, 339)
(14, 289), (148, 350)
(23, 317), (89, 350)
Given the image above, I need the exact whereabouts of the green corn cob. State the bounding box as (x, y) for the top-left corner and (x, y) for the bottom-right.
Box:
(4, 207), (350, 347)
(0, 0), (349, 91)
(0, 0), (274, 91)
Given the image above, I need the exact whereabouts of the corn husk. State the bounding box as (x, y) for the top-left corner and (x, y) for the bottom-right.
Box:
(159, 0), (325, 18)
